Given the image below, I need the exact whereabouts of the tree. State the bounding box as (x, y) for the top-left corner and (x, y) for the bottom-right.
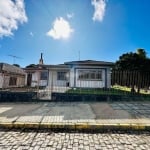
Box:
(136, 48), (146, 59)
(26, 64), (36, 68)
(113, 49), (150, 93)
(13, 64), (20, 67)
(114, 49), (150, 71)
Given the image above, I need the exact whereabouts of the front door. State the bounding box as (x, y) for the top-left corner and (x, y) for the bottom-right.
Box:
(27, 73), (32, 86)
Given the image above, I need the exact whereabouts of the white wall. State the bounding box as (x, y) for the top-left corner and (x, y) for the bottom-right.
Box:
(48, 70), (69, 87)
(30, 72), (47, 87)
(3, 76), (9, 88)
(0, 73), (3, 88)
(70, 68), (74, 87)
(16, 76), (25, 87)
(31, 72), (39, 87)
(106, 67), (111, 88)
(47, 66), (112, 89)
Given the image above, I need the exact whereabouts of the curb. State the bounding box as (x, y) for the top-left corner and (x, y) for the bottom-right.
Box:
(0, 123), (150, 131)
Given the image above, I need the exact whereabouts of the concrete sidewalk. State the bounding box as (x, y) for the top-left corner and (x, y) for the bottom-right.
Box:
(0, 101), (150, 131)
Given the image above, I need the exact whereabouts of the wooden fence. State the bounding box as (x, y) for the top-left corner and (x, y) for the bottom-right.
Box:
(111, 70), (150, 89)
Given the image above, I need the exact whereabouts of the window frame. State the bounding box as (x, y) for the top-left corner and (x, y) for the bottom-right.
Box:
(78, 69), (102, 81)
(9, 77), (17, 86)
(57, 71), (68, 81)
(40, 71), (48, 80)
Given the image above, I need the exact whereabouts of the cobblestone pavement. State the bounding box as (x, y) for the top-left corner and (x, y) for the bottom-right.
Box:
(0, 129), (150, 150)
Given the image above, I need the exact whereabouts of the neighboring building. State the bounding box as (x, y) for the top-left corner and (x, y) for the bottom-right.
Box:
(24, 53), (49, 87)
(24, 55), (113, 89)
(24, 64), (69, 88)
(0, 63), (25, 89)
(24, 64), (49, 87)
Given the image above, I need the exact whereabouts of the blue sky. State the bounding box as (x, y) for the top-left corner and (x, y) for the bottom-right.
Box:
(0, 0), (150, 67)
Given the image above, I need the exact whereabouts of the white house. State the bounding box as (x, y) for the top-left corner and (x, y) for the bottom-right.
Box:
(64, 60), (113, 88)
(0, 63), (25, 89)
(24, 56), (113, 89)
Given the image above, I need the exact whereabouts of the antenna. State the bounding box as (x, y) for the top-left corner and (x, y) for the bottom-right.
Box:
(78, 51), (80, 60)
(8, 54), (22, 64)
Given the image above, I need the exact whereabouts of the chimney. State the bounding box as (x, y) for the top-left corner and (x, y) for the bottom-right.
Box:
(39, 53), (44, 65)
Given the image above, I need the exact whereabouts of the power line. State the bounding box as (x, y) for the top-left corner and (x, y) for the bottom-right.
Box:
(8, 54), (22, 64)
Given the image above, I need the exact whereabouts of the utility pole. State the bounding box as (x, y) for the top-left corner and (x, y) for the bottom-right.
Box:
(78, 51), (80, 60)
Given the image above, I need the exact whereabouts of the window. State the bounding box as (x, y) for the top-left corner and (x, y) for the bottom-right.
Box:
(57, 72), (67, 80)
(9, 77), (17, 86)
(40, 71), (48, 80)
(78, 70), (102, 80)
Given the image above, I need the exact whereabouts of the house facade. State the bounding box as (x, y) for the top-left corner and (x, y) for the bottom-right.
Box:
(65, 60), (113, 88)
(24, 58), (113, 89)
(24, 64), (70, 88)
(0, 63), (25, 89)
(25, 65), (48, 87)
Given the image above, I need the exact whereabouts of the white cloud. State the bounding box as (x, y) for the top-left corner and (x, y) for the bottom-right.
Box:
(46, 17), (74, 40)
(0, 0), (28, 38)
(91, 0), (106, 22)
(67, 13), (74, 19)
(30, 32), (34, 37)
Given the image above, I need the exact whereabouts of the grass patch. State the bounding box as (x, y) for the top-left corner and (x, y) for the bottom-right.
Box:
(66, 86), (150, 98)
(66, 88), (131, 95)
(113, 85), (150, 95)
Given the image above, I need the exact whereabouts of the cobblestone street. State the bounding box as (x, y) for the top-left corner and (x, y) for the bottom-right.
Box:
(0, 129), (150, 150)
(0, 102), (150, 149)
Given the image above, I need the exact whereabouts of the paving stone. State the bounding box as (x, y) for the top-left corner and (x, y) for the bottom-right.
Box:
(0, 102), (150, 149)
(0, 130), (149, 149)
